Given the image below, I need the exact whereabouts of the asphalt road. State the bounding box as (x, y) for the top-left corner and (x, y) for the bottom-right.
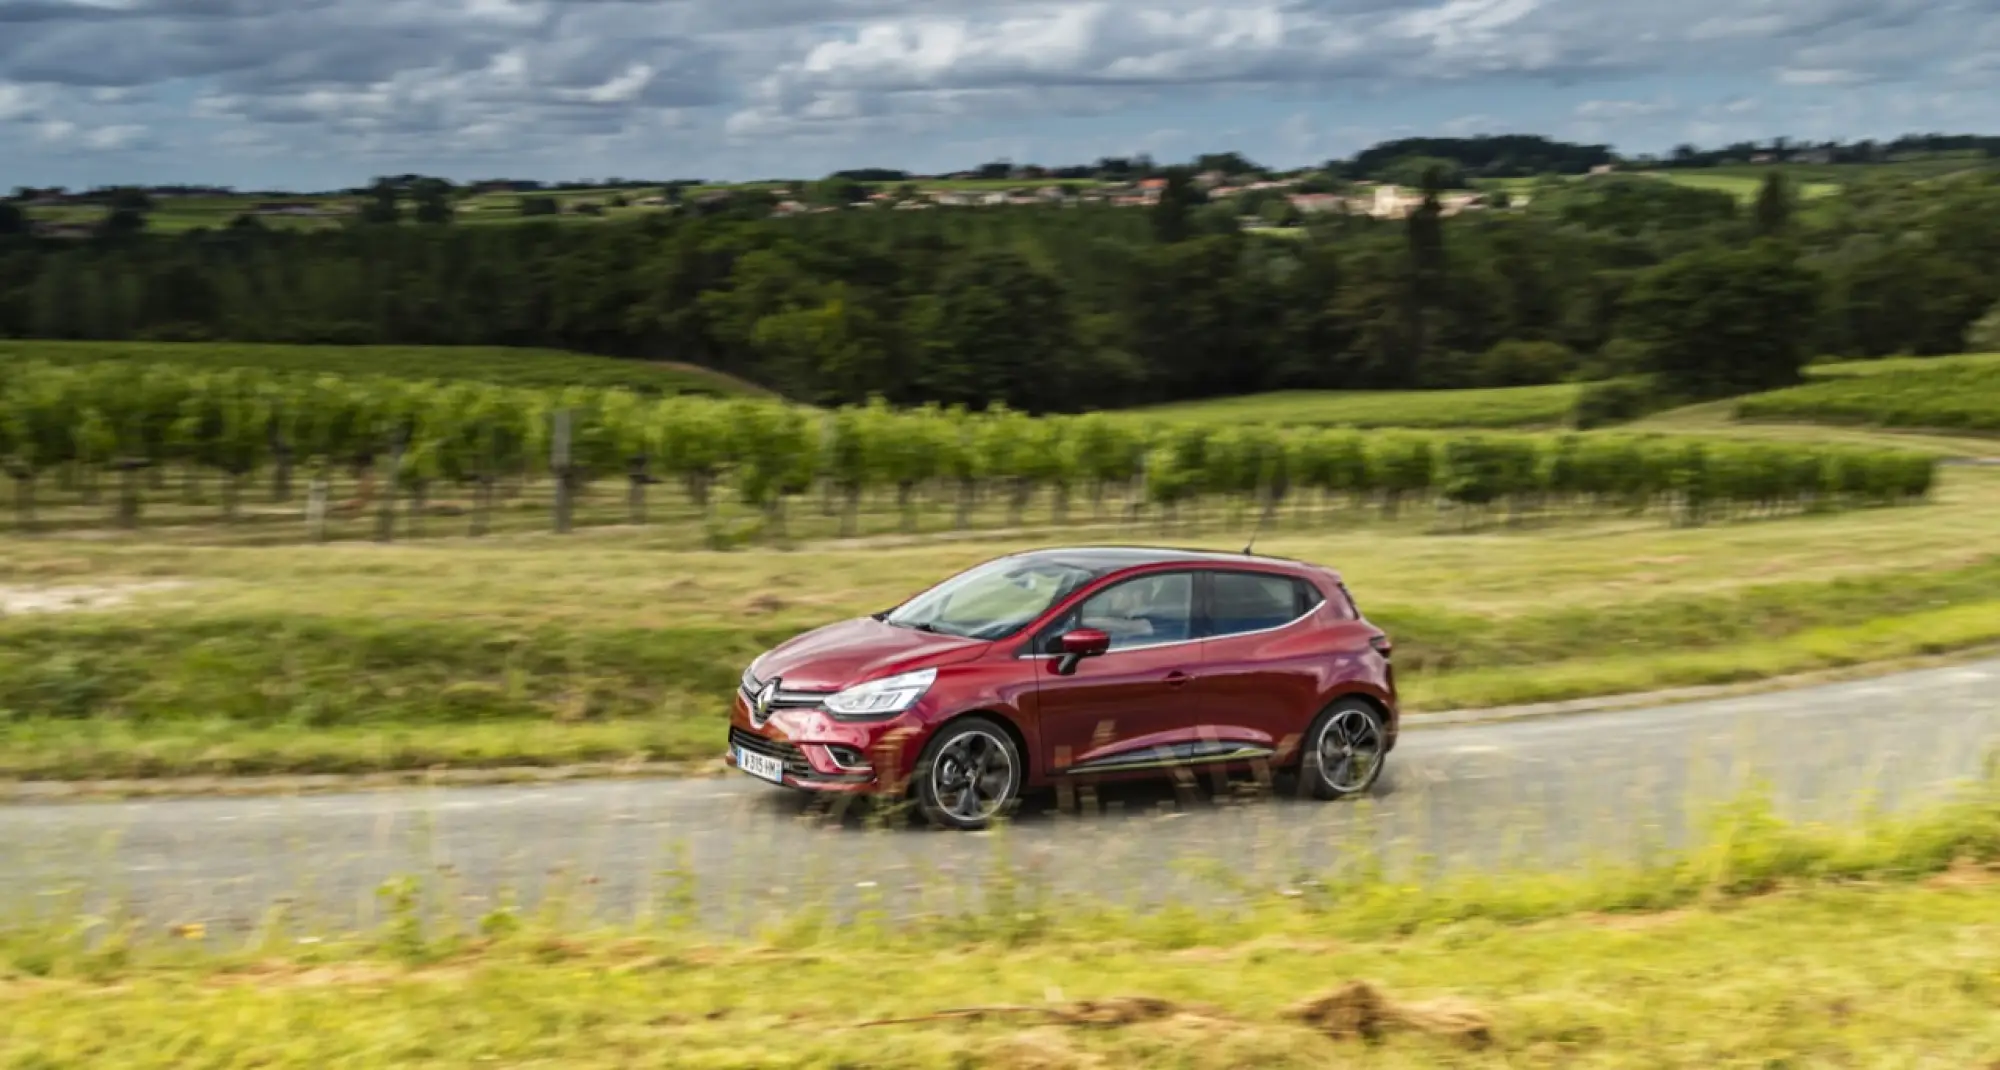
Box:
(3, 659), (1997, 937)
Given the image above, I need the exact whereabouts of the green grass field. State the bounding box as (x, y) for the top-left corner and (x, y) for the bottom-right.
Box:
(1480, 157), (1994, 205)
(1735, 354), (2000, 433)
(1807, 351), (2000, 377)
(1128, 353), (2000, 444)
(4, 775), (1998, 1068)
(1652, 171), (1841, 201)
(0, 340), (768, 396)
(1127, 383), (1584, 429)
(5, 463), (1998, 779)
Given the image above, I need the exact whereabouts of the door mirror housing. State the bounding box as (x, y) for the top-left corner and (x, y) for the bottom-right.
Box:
(1052, 628), (1110, 676)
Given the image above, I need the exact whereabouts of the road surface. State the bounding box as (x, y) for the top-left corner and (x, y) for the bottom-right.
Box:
(3, 659), (1996, 936)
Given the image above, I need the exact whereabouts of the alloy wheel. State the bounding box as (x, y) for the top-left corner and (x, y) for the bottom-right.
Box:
(1309, 704), (1385, 797)
(931, 728), (1015, 824)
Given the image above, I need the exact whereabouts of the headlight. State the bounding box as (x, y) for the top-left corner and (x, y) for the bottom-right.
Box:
(822, 668), (937, 719)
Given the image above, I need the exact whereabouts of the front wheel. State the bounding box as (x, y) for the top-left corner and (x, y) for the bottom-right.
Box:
(1298, 699), (1388, 800)
(913, 716), (1023, 830)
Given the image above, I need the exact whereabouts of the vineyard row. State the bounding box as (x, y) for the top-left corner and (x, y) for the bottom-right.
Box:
(0, 360), (1940, 539)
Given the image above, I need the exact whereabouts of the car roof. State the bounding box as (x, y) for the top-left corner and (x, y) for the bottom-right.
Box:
(1001, 545), (1331, 578)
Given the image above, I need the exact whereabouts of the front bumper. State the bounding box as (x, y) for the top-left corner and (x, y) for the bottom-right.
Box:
(725, 691), (921, 794)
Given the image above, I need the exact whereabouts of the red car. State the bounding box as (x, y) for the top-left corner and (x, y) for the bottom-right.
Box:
(726, 546), (1398, 829)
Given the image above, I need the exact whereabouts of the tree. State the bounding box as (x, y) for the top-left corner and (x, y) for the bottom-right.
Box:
(519, 196), (560, 217)
(1149, 167), (1206, 244)
(1476, 340), (1577, 387)
(105, 187), (153, 213)
(360, 178), (400, 224)
(0, 201), (24, 237)
(412, 178), (454, 224)
(1193, 152), (1259, 177)
(1965, 300), (2000, 353)
(1381, 155), (1468, 189)
(99, 207), (147, 238)
(1617, 241), (1822, 399)
(1753, 170), (1794, 237)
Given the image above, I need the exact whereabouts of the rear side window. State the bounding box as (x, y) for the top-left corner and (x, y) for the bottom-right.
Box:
(1207, 571), (1323, 637)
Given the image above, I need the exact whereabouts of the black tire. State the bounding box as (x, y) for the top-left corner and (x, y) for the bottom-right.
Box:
(913, 716), (1024, 830)
(1297, 698), (1388, 801)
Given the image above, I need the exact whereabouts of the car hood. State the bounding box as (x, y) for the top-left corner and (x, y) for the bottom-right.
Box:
(750, 616), (990, 692)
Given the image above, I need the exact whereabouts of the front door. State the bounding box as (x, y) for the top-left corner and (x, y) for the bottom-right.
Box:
(1030, 570), (1203, 777)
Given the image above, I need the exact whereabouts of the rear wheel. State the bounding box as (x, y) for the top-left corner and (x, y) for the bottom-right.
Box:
(1298, 699), (1387, 800)
(913, 716), (1024, 830)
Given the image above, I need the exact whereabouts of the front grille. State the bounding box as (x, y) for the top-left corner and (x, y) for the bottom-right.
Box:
(739, 668), (835, 720)
(729, 726), (813, 778)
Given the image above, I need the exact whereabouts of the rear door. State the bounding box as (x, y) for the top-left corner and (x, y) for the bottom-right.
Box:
(1028, 570), (1205, 777)
(1191, 569), (1331, 761)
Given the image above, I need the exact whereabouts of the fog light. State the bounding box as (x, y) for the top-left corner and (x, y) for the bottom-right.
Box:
(824, 745), (872, 771)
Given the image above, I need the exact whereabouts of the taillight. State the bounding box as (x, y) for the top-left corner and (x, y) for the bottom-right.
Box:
(1369, 634), (1392, 657)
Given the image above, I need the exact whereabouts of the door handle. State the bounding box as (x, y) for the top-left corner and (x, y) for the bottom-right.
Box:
(1163, 671), (1192, 687)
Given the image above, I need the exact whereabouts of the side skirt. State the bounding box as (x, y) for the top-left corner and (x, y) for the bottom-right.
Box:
(1058, 741), (1277, 776)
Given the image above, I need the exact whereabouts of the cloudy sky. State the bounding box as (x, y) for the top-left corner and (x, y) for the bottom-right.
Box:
(2, 0), (1996, 188)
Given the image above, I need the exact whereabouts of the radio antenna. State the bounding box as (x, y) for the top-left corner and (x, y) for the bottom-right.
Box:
(1242, 504), (1268, 556)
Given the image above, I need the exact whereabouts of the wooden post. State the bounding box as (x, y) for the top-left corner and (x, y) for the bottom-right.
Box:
(376, 434), (404, 543)
(11, 472), (34, 533)
(115, 457), (146, 530)
(552, 409), (573, 535)
(471, 476), (493, 537)
(408, 480), (426, 538)
(627, 457), (649, 525)
(269, 420), (293, 503)
(307, 473), (329, 543)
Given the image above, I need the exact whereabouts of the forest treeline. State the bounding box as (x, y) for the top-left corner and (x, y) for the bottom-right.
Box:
(1, 165), (1998, 414)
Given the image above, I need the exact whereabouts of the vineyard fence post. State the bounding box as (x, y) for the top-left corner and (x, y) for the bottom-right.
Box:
(552, 408), (573, 534)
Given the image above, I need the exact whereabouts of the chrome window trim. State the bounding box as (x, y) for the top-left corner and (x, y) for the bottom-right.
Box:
(1206, 571), (1326, 639)
(1013, 572), (1325, 660)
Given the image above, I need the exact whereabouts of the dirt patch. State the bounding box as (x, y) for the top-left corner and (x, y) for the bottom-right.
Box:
(1581, 909), (1697, 932)
(0, 581), (191, 616)
(858, 984), (1492, 1050)
(1283, 980), (1494, 1049)
(857, 996), (1221, 1030)
(1924, 857), (1998, 890)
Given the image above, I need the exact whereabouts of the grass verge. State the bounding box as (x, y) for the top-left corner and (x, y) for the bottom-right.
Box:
(4, 777), (1999, 1067)
(5, 468), (2000, 779)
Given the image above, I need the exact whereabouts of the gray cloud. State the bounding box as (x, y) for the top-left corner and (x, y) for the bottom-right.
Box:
(2, 0), (1997, 179)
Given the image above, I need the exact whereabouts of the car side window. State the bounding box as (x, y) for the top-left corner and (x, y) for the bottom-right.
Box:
(1042, 572), (1195, 652)
(1208, 571), (1321, 637)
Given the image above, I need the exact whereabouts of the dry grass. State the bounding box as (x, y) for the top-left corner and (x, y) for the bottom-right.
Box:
(3, 880), (1996, 1067)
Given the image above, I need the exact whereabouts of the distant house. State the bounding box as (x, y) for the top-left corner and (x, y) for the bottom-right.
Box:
(1286, 193), (1337, 212)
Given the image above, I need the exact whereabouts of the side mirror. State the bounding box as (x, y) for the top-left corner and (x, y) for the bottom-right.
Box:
(1052, 628), (1110, 676)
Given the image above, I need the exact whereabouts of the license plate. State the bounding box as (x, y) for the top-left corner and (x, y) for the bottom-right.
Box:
(736, 746), (785, 784)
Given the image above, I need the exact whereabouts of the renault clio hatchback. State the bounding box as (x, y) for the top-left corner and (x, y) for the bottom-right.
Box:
(726, 546), (1398, 829)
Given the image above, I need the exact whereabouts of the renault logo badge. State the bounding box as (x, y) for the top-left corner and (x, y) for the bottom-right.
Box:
(753, 678), (779, 724)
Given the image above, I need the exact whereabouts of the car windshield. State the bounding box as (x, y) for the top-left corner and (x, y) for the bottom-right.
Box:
(884, 557), (1100, 640)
